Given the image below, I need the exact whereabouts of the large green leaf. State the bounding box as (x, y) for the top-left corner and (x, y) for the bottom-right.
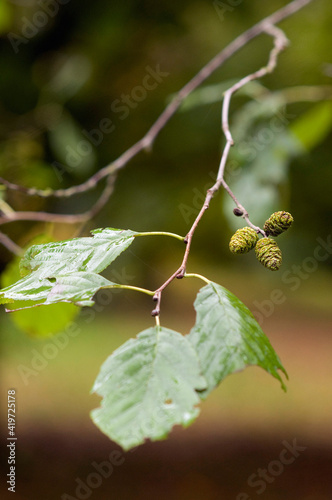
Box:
(19, 228), (136, 277)
(0, 271), (116, 308)
(91, 326), (207, 451)
(290, 101), (332, 151)
(0, 234), (79, 337)
(188, 282), (287, 397)
(0, 303), (79, 337)
(0, 228), (136, 308)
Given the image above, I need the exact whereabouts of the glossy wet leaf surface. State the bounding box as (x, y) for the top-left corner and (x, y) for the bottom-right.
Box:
(0, 228), (136, 308)
(91, 326), (207, 450)
(188, 282), (287, 397)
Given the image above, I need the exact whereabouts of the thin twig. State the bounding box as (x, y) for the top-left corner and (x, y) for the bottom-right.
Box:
(0, 176), (116, 226)
(214, 23), (289, 235)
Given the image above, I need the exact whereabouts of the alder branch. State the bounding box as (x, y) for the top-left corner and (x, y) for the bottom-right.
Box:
(151, 14), (300, 317)
(215, 23), (289, 235)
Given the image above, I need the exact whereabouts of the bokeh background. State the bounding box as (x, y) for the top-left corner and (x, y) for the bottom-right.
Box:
(1, 0), (332, 498)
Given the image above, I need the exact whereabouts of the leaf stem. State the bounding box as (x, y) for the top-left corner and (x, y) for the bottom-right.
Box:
(134, 231), (185, 241)
(184, 273), (211, 285)
(107, 284), (155, 296)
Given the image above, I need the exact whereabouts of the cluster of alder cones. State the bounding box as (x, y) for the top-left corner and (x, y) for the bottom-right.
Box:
(229, 211), (294, 271)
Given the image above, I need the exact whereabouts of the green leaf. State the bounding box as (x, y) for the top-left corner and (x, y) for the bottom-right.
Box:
(188, 283), (287, 397)
(0, 271), (115, 308)
(1, 237), (79, 337)
(20, 228), (136, 277)
(44, 272), (116, 307)
(91, 326), (207, 451)
(289, 101), (332, 151)
(0, 228), (136, 308)
(3, 303), (79, 338)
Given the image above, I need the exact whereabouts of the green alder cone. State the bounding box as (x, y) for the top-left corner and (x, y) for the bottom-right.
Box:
(264, 211), (294, 236)
(229, 227), (259, 254)
(255, 237), (282, 271)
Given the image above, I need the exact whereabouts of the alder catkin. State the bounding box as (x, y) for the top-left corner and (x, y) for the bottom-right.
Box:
(264, 211), (293, 236)
(255, 237), (282, 271)
(229, 227), (258, 254)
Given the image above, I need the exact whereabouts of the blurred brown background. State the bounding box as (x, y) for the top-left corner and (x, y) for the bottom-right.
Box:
(1, 0), (332, 498)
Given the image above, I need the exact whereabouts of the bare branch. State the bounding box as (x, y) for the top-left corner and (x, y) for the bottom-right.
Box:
(0, 0), (315, 201)
(212, 23), (289, 236)
(0, 176), (116, 227)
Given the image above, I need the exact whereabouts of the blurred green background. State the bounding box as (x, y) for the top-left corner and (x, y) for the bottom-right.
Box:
(1, 0), (332, 498)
